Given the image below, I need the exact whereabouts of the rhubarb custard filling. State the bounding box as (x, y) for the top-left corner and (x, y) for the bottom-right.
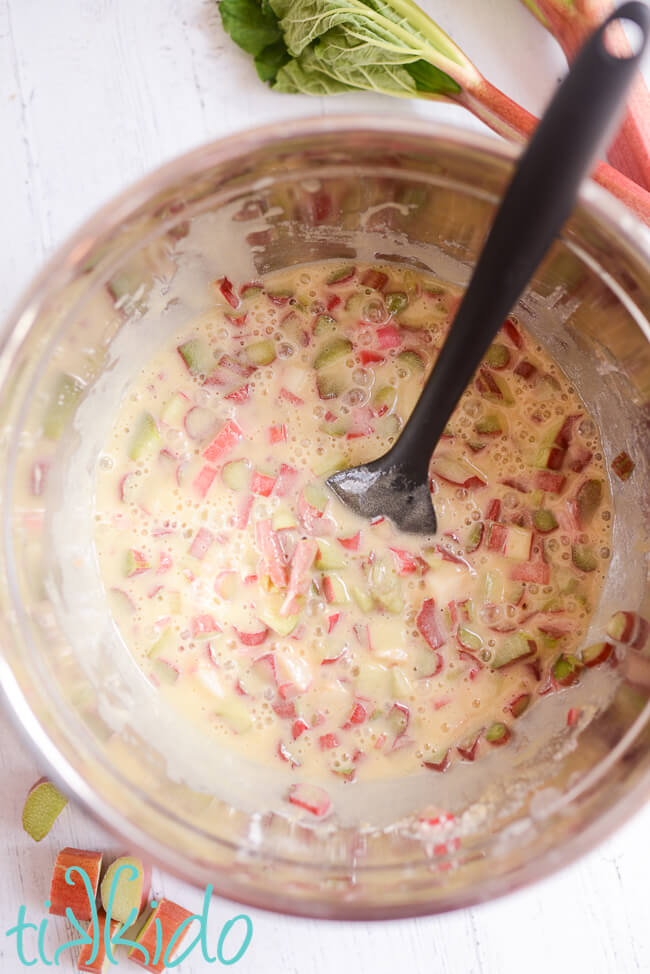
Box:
(94, 262), (613, 809)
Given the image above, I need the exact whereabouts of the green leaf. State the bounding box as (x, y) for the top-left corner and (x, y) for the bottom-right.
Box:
(404, 59), (460, 95)
(255, 39), (291, 81)
(274, 56), (354, 94)
(219, 0), (283, 57)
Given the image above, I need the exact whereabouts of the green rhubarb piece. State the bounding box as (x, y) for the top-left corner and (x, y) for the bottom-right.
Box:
(509, 694), (531, 718)
(272, 508), (298, 530)
(177, 338), (213, 376)
(368, 559), (403, 613)
(505, 581), (524, 605)
(214, 696), (252, 733)
(221, 459), (250, 491)
(316, 539), (346, 571)
(246, 339), (276, 366)
(485, 343), (510, 368)
(310, 451), (346, 477)
(391, 667), (413, 699)
(147, 628), (175, 659)
(355, 661), (390, 699)
(314, 338), (353, 371)
(161, 392), (188, 427)
(397, 349), (425, 373)
(533, 509), (558, 533)
(266, 287), (293, 302)
(350, 584), (373, 613)
(128, 412), (161, 461)
(241, 285), (264, 300)
(313, 314), (338, 337)
(485, 721), (511, 744)
(386, 291), (409, 315)
(606, 611), (635, 642)
(481, 569), (505, 604)
(324, 574), (350, 604)
(316, 370), (345, 399)
(327, 266), (355, 285)
(552, 653), (582, 686)
(491, 631), (534, 669)
(373, 385), (397, 412)
(124, 549), (149, 577)
(576, 479), (603, 525)
(304, 483), (328, 512)
(43, 373), (84, 440)
(581, 641), (613, 667)
(377, 413), (401, 439)
(319, 415), (348, 437)
(259, 601), (300, 636)
(475, 413), (504, 435)
(151, 659), (179, 685)
(572, 544), (598, 573)
(22, 780), (68, 842)
(504, 525), (532, 561)
(466, 522), (483, 553)
(100, 857), (147, 925)
(458, 627), (482, 652)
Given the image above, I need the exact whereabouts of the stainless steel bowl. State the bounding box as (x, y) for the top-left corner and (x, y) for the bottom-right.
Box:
(0, 116), (649, 919)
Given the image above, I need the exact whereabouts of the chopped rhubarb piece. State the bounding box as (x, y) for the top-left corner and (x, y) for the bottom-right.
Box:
(475, 368), (504, 400)
(327, 265), (355, 286)
(225, 383), (250, 402)
(430, 456), (487, 489)
(389, 547), (424, 575)
(78, 911), (119, 973)
(235, 493), (254, 529)
(508, 693), (531, 718)
(486, 498), (501, 521)
(319, 733), (339, 750)
(606, 610), (639, 644)
(487, 523), (508, 553)
(251, 471), (276, 496)
(581, 641), (613, 667)
(554, 413), (582, 450)
(534, 470), (566, 493)
(269, 423), (288, 444)
(255, 518), (288, 588)
(422, 749), (450, 772)
(287, 783), (331, 817)
(567, 444), (593, 473)
(485, 343), (510, 369)
(571, 544), (597, 573)
(485, 721), (511, 745)
(612, 450), (635, 481)
(533, 509), (558, 533)
(22, 778), (68, 842)
(359, 349), (385, 366)
(327, 612), (341, 633)
(457, 734), (482, 762)
(514, 359), (537, 380)
(511, 559), (550, 585)
(49, 848), (103, 920)
(125, 549), (149, 577)
(552, 653), (583, 687)
(465, 521), (484, 552)
(188, 527), (214, 560)
(129, 897), (194, 973)
(192, 464), (218, 499)
(376, 324), (402, 348)
(273, 463), (299, 498)
(292, 718), (310, 739)
(338, 532), (360, 551)
(279, 387), (304, 406)
(191, 614), (220, 638)
(361, 269), (388, 290)
(281, 538), (318, 616)
(235, 626), (269, 647)
(567, 707), (581, 728)
(417, 599), (445, 650)
(215, 275), (240, 308)
(100, 856), (150, 926)
(575, 478), (603, 526)
(272, 699), (296, 719)
(347, 702), (368, 726)
(503, 317), (523, 348)
(202, 420), (244, 462)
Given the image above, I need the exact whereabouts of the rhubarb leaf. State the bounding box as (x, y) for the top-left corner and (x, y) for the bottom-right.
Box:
(255, 38), (291, 81)
(219, 0), (283, 57)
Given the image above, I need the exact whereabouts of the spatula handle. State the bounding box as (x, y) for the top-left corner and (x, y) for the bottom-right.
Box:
(388, 1), (648, 481)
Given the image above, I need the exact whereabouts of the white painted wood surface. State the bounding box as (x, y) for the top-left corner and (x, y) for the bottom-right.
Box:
(0, 1), (649, 971)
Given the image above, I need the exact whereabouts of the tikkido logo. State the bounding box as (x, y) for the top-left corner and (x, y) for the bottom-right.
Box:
(5, 865), (253, 968)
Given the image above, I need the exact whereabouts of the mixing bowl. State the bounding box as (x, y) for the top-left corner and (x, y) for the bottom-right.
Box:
(0, 116), (649, 919)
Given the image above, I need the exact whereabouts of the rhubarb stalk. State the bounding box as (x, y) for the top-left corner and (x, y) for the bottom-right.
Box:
(521, 0), (650, 189)
(219, 0), (650, 223)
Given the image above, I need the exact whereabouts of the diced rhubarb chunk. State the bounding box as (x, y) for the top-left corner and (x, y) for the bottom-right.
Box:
(361, 269), (388, 291)
(287, 783), (331, 817)
(129, 898), (194, 973)
(49, 848), (103, 921)
(202, 420), (244, 463)
(251, 471), (276, 496)
(606, 610), (640, 644)
(534, 470), (566, 493)
(417, 599), (445, 650)
(188, 527), (214, 560)
(612, 450), (635, 481)
(269, 423), (288, 444)
(215, 275), (240, 309)
(192, 464), (218, 499)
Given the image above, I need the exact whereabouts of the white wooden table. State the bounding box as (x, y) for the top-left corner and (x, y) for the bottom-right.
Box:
(1, 1), (649, 971)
